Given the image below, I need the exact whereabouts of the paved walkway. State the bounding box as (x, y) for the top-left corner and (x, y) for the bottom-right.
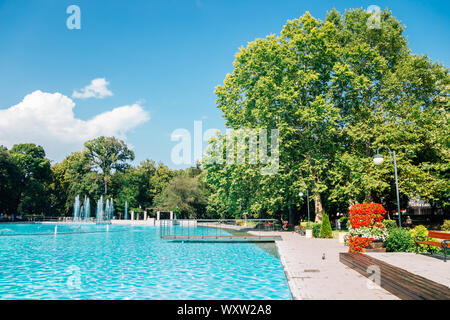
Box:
(268, 232), (399, 300)
(366, 252), (450, 288)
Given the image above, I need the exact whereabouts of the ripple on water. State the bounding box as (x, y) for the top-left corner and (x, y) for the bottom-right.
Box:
(0, 223), (291, 300)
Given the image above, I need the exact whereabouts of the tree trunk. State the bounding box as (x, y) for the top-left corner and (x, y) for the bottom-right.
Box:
(104, 177), (108, 195)
(314, 193), (323, 223)
(288, 204), (295, 226)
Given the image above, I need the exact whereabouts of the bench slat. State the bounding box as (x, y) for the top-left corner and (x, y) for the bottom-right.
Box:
(428, 231), (450, 241)
(416, 241), (443, 248)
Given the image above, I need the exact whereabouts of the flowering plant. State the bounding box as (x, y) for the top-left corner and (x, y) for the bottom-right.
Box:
(347, 224), (389, 241)
(347, 203), (388, 252)
(348, 236), (374, 253)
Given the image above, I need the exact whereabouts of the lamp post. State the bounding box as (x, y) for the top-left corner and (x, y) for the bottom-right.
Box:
(373, 146), (401, 227)
(299, 190), (310, 222)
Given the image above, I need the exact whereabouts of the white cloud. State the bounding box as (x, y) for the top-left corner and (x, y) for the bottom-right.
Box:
(0, 90), (150, 161)
(72, 78), (113, 99)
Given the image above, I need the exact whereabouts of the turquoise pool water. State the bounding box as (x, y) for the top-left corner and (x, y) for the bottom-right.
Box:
(0, 223), (292, 300)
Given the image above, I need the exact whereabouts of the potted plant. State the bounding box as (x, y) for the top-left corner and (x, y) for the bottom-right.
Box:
(303, 221), (314, 238)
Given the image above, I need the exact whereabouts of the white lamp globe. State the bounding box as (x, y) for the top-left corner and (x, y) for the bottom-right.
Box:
(373, 154), (384, 166)
(298, 192), (304, 197)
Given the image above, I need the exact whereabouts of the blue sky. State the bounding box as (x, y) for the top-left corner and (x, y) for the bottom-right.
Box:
(0, 0), (448, 168)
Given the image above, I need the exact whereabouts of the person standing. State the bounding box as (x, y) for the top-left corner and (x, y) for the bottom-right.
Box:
(406, 216), (413, 229)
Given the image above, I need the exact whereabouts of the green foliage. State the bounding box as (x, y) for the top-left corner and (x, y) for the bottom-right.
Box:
(320, 213), (333, 238)
(84, 136), (135, 194)
(386, 228), (413, 252)
(409, 225), (435, 253)
(302, 221), (316, 230)
(154, 173), (209, 219)
(441, 220), (450, 231)
(0, 140), (207, 219)
(383, 219), (398, 231)
(339, 216), (349, 229)
(312, 223), (321, 238)
(0, 147), (21, 215)
(9, 144), (52, 216)
(50, 151), (102, 215)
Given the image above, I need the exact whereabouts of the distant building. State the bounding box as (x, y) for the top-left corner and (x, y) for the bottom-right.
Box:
(407, 198), (433, 215)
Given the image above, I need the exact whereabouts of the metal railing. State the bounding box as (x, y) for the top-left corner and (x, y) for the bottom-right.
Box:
(160, 219), (282, 242)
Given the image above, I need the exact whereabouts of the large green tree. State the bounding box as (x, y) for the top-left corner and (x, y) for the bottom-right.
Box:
(9, 143), (52, 218)
(0, 147), (21, 216)
(154, 170), (208, 219)
(51, 150), (102, 216)
(205, 8), (449, 223)
(84, 136), (135, 194)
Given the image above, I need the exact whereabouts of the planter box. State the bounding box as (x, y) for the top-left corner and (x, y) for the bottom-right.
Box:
(371, 240), (385, 249)
(365, 240), (386, 252)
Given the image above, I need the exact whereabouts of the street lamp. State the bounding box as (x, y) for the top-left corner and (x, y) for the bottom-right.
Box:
(299, 190), (310, 222)
(373, 146), (401, 227)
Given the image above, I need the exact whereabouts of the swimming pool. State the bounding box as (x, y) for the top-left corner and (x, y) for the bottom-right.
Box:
(0, 223), (292, 300)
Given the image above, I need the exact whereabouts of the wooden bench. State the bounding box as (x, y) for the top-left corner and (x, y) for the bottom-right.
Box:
(415, 231), (449, 262)
(340, 253), (450, 300)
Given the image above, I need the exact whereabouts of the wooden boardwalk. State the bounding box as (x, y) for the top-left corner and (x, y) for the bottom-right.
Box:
(340, 252), (450, 300)
(161, 235), (282, 242)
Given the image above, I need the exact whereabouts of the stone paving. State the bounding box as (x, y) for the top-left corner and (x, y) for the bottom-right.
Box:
(269, 232), (399, 300)
(366, 252), (450, 288)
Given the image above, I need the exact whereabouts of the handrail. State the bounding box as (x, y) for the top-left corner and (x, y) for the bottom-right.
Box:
(159, 218), (281, 241)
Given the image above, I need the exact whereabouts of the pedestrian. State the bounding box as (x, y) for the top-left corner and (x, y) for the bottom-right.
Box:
(406, 216), (412, 229)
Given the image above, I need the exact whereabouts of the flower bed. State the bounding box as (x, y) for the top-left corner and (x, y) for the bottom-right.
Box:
(347, 203), (388, 253)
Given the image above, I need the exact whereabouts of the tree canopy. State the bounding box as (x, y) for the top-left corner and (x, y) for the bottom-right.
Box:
(204, 8), (449, 223)
(84, 136), (135, 194)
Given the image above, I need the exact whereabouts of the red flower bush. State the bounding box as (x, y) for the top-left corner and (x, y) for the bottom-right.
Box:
(347, 203), (387, 253)
(349, 203), (386, 229)
(348, 236), (374, 253)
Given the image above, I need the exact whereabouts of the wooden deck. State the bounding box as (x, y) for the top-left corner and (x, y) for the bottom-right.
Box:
(161, 235), (282, 242)
(340, 252), (450, 300)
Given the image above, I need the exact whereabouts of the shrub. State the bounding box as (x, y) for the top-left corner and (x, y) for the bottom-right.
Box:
(305, 221), (315, 230)
(441, 220), (450, 231)
(409, 225), (440, 253)
(312, 223), (321, 238)
(409, 225), (434, 253)
(383, 219), (397, 231)
(320, 213), (333, 238)
(386, 228), (413, 252)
